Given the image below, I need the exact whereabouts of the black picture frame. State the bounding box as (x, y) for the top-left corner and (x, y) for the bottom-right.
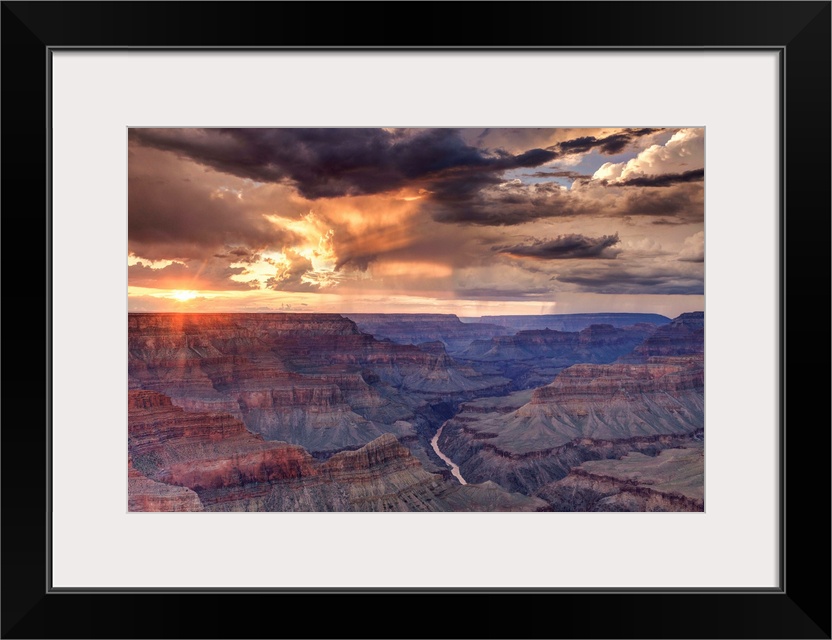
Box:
(2, 2), (829, 638)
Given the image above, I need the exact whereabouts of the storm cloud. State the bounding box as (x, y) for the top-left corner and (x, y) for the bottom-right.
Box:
(128, 127), (705, 313)
(429, 181), (593, 226)
(526, 170), (591, 180)
(554, 264), (704, 295)
(554, 128), (658, 156)
(128, 145), (299, 261)
(130, 128), (558, 200)
(430, 178), (703, 226)
(615, 168), (705, 188)
(620, 183), (704, 218)
(131, 128), (702, 232)
(496, 233), (621, 260)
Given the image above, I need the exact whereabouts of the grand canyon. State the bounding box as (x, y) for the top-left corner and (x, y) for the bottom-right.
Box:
(128, 127), (705, 512)
(128, 311), (704, 512)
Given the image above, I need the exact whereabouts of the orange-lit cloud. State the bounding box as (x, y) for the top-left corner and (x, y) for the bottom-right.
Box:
(370, 261), (454, 279)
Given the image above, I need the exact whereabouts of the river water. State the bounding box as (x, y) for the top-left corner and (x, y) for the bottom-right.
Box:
(430, 423), (467, 485)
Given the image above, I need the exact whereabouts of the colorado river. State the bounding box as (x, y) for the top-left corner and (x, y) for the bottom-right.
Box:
(430, 424), (467, 485)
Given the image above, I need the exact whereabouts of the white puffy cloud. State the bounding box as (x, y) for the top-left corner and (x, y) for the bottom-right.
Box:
(593, 128), (704, 182)
(678, 230), (705, 262)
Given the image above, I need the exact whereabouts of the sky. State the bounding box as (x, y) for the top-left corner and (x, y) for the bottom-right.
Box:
(128, 127), (704, 317)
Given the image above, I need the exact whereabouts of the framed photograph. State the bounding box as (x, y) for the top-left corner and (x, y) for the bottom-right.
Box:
(125, 123), (707, 519)
(3, 1), (829, 638)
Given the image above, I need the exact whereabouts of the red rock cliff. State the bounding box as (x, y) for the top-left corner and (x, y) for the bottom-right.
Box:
(128, 389), (317, 508)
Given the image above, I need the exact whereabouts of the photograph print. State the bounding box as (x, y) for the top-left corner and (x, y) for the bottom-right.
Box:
(127, 127), (705, 513)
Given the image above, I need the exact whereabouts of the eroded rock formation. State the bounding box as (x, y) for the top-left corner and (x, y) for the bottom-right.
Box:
(437, 312), (705, 497)
(535, 442), (704, 511)
(127, 311), (703, 512)
(128, 390), (543, 512)
(474, 313), (670, 333)
(345, 313), (508, 353)
(128, 313), (508, 455)
(619, 311), (704, 362)
(128, 455), (203, 512)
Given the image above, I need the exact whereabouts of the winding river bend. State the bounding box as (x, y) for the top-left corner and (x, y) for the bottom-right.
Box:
(430, 423), (467, 485)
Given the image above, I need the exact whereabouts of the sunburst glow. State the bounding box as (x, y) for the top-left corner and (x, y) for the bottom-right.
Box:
(170, 290), (198, 302)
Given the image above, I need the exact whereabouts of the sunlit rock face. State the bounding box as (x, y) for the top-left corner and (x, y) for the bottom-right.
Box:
(128, 390), (315, 509)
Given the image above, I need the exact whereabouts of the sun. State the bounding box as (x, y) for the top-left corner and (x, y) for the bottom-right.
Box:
(170, 290), (198, 302)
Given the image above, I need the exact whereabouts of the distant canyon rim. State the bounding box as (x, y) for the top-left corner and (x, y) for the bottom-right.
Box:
(128, 311), (704, 512)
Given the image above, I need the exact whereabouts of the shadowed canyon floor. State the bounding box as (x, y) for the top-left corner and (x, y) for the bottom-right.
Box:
(128, 311), (703, 512)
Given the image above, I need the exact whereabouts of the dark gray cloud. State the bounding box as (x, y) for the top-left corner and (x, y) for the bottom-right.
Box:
(553, 128), (659, 156)
(429, 181), (593, 226)
(130, 128), (558, 200)
(555, 265), (703, 295)
(213, 246), (262, 262)
(128, 145), (297, 261)
(430, 178), (703, 226)
(131, 128), (701, 231)
(452, 286), (554, 300)
(621, 183), (703, 218)
(613, 168), (704, 188)
(495, 233), (621, 260)
(526, 170), (591, 180)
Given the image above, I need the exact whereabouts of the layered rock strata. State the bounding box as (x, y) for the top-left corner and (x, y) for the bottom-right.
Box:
(535, 442), (704, 511)
(346, 313), (507, 353)
(437, 312), (704, 499)
(438, 360), (703, 495)
(128, 390), (315, 509)
(619, 311), (704, 362)
(128, 313), (508, 455)
(128, 455), (203, 512)
(459, 323), (656, 388)
(128, 390), (544, 512)
(473, 313), (670, 333)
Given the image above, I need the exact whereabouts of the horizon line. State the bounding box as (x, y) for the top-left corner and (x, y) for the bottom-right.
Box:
(126, 310), (697, 317)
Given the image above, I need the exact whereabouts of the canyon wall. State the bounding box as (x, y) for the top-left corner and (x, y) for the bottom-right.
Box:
(345, 313), (508, 353)
(128, 311), (703, 512)
(535, 442), (704, 511)
(127, 390), (544, 512)
(437, 312), (704, 500)
(473, 313), (671, 333)
(128, 313), (508, 457)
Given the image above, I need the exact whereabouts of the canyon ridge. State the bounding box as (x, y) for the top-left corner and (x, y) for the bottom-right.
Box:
(128, 311), (704, 512)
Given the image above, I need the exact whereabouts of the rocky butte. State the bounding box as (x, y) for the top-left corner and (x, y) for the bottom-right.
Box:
(127, 311), (702, 512)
